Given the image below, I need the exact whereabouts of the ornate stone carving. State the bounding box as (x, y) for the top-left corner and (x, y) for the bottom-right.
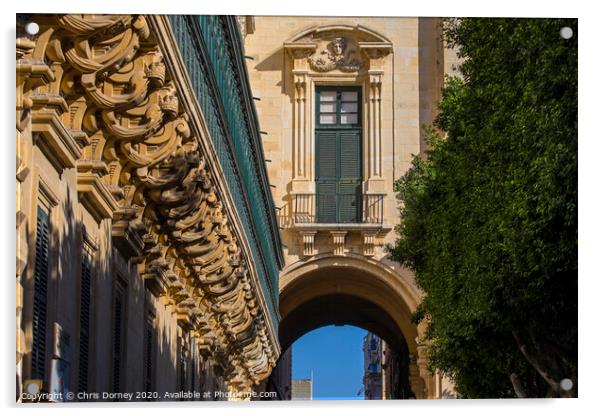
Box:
(17, 13), (277, 390)
(308, 37), (362, 72)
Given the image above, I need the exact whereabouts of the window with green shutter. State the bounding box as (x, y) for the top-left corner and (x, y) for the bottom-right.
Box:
(111, 278), (126, 394)
(315, 87), (362, 223)
(31, 206), (50, 381)
(78, 248), (93, 394)
(144, 313), (155, 396)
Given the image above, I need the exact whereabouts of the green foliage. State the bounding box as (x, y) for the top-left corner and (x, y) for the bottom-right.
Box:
(390, 18), (577, 398)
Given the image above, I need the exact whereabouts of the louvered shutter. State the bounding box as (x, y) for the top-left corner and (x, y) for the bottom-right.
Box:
(179, 358), (186, 394)
(338, 181), (361, 223)
(32, 206), (50, 380)
(112, 282), (125, 394)
(78, 253), (92, 393)
(316, 130), (337, 179)
(315, 87), (363, 223)
(316, 181), (337, 223)
(338, 130), (362, 222)
(144, 316), (153, 394)
(190, 338), (196, 391)
(339, 130), (362, 179)
(316, 130), (337, 222)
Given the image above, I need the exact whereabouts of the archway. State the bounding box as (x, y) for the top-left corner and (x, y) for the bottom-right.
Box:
(282, 295), (413, 399)
(273, 254), (431, 399)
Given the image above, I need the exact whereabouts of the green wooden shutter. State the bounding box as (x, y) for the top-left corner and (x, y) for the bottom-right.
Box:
(339, 130), (362, 179)
(179, 357), (187, 395)
(316, 130), (337, 178)
(32, 206), (50, 380)
(316, 181), (336, 222)
(144, 316), (154, 394)
(338, 130), (361, 223)
(112, 281), (125, 394)
(78, 253), (92, 393)
(316, 130), (337, 222)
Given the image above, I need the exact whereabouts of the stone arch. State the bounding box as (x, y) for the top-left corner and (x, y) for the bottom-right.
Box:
(280, 293), (406, 353)
(278, 254), (433, 398)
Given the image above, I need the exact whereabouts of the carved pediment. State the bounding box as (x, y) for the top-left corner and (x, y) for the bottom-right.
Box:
(308, 37), (362, 72)
(289, 23), (390, 44)
(285, 24), (392, 73)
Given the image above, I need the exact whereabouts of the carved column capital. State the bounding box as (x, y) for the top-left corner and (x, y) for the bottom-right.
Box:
(368, 69), (384, 88)
(285, 43), (317, 61)
(359, 42), (392, 67)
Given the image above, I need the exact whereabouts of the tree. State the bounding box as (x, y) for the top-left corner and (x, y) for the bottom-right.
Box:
(389, 18), (577, 398)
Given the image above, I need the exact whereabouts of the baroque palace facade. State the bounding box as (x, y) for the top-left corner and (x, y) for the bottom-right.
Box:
(16, 14), (283, 400)
(16, 13), (458, 401)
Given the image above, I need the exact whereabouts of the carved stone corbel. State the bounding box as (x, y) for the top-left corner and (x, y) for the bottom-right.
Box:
(330, 231), (347, 256)
(299, 231), (317, 257)
(31, 93), (82, 171)
(16, 37), (53, 132)
(362, 231), (377, 257)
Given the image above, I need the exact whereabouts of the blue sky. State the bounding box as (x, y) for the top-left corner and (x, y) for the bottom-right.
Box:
(292, 325), (366, 400)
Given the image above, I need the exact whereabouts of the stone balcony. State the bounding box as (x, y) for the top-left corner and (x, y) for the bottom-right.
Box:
(279, 192), (392, 257)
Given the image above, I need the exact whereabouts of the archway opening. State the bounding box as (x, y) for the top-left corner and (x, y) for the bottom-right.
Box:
(261, 256), (427, 400)
(278, 293), (413, 400)
(291, 325), (366, 400)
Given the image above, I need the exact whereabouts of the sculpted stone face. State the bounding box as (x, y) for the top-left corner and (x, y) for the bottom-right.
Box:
(332, 37), (345, 56)
(308, 36), (361, 72)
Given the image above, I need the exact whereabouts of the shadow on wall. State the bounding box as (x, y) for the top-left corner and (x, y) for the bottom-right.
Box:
(250, 46), (286, 95)
(19, 183), (195, 400)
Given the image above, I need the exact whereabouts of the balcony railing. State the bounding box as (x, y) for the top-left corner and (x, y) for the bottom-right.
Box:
(293, 193), (385, 225)
(168, 15), (283, 325)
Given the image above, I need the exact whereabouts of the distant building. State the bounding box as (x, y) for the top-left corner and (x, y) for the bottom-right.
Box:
(292, 378), (312, 400)
(363, 333), (383, 399)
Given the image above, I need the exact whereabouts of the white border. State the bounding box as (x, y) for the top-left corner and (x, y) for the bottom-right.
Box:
(3, 2), (598, 416)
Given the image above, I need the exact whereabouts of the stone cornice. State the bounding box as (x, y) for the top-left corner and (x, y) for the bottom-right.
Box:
(149, 14), (281, 383)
